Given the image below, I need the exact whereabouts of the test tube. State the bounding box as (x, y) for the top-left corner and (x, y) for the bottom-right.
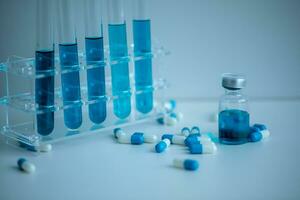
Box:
(108, 0), (131, 119)
(132, 0), (153, 114)
(35, 0), (55, 135)
(84, 0), (106, 124)
(57, 0), (82, 129)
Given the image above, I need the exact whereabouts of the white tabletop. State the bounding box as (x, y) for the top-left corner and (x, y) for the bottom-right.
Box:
(1, 100), (300, 200)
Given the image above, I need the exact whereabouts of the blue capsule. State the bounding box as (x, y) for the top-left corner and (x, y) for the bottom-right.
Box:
(173, 158), (199, 171)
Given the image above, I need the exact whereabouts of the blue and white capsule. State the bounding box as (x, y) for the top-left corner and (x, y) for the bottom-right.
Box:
(248, 126), (270, 142)
(180, 127), (191, 136)
(253, 123), (267, 131)
(189, 143), (217, 154)
(118, 132), (144, 145)
(173, 158), (199, 171)
(155, 138), (171, 153)
(184, 134), (211, 147)
(190, 126), (200, 134)
(113, 128), (126, 138)
(164, 99), (176, 112)
(17, 158), (36, 173)
(18, 142), (52, 152)
(164, 115), (177, 126)
(162, 134), (186, 145)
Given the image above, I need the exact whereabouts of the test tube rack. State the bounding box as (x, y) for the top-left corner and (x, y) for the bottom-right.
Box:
(0, 43), (170, 151)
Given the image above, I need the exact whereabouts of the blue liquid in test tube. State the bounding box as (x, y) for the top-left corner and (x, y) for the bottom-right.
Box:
(85, 37), (106, 123)
(57, 0), (82, 129)
(35, 0), (55, 135)
(133, 19), (153, 114)
(108, 0), (131, 119)
(35, 50), (55, 135)
(59, 43), (82, 129)
(84, 0), (106, 124)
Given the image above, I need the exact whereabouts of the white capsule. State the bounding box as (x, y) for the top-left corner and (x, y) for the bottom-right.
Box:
(172, 135), (186, 145)
(261, 129), (270, 139)
(38, 144), (52, 152)
(176, 112), (183, 121)
(144, 133), (158, 143)
(164, 116), (177, 126)
(22, 162), (36, 173)
(117, 134), (131, 144)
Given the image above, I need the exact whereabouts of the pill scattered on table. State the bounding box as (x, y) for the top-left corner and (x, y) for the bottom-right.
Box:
(190, 126), (200, 134)
(118, 132), (144, 145)
(184, 134), (211, 147)
(17, 158), (35, 174)
(180, 127), (190, 136)
(189, 143), (217, 154)
(173, 158), (199, 171)
(248, 125), (270, 142)
(162, 134), (186, 145)
(113, 128), (126, 138)
(38, 144), (52, 152)
(155, 138), (171, 153)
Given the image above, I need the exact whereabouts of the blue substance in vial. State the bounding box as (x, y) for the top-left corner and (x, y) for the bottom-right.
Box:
(108, 23), (131, 119)
(133, 19), (153, 114)
(219, 109), (250, 145)
(85, 37), (106, 124)
(35, 50), (55, 135)
(59, 43), (82, 129)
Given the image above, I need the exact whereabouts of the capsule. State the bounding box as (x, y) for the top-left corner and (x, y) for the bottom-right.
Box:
(113, 128), (126, 138)
(189, 143), (217, 154)
(184, 134), (211, 147)
(164, 115), (177, 126)
(17, 158), (36, 173)
(253, 123), (267, 131)
(142, 133), (158, 143)
(180, 127), (190, 136)
(164, 99), (176, 112)
(162, 134), (186, 145)
(248, 129), (270, 142)
(19, 142), (52, 152)
(155, 138), (171, 153)
(190, 126), (200, 134)
(118, 132), (144, 145)
(173, 158), (199, 171)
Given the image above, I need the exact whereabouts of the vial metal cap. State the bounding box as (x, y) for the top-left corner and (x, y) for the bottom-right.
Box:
(222, 73), (246, 90)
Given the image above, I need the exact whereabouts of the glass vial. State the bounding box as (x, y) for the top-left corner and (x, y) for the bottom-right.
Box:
(218, 73), (250, 145)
